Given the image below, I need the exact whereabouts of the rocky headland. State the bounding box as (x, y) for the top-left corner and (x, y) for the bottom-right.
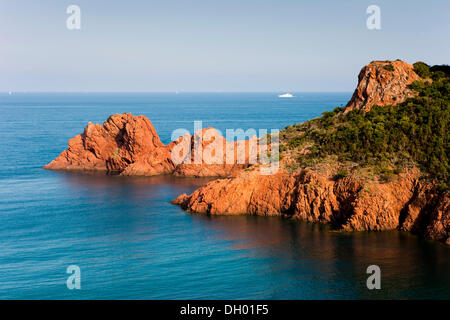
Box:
(344, 60), (420, 112)
(44, 115), (255, 177)
(45, 60), (449, 244)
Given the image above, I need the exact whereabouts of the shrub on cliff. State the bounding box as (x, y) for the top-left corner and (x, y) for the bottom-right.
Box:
(383, 63), (395, 72)
(430, 65), (450, 78)
(413, 62), (431, 78)
(335, 168), (349, 179)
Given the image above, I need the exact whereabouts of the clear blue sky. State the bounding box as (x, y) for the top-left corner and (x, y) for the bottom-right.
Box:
(1, 0), (449, 92)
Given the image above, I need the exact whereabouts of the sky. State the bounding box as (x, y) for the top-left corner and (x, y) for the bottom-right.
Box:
(1, 0), (449, 92)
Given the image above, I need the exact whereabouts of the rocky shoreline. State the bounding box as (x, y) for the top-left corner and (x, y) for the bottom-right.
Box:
(43, 113), (253, 177)
(172, 166), (449, 245)
(44, 60), (449, 245)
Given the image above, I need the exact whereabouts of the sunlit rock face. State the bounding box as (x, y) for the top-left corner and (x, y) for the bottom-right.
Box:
(44, 113), (257, 177)
(344, 60), (421, 113)
(44, 113), (175, 175)
(173, 167), (449, 245)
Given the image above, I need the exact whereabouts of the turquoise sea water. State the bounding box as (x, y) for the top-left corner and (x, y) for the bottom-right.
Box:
(0, 92), (448, 299)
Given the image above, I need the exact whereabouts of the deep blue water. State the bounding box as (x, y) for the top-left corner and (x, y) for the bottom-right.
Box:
(0, 92), (448, 299)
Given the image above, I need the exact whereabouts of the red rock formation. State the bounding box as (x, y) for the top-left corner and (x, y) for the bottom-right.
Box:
(170, 127), (258, 177)
(45, 60), (449, 245)
(172, 168), (449, 244)
(170, 59), (448, 244)
(344, 60), (421, 112)
(44, 114), (258, 177)
(44, 113), (175, 175)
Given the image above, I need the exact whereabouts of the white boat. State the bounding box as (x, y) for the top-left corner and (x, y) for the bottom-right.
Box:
(278, 93), (294, 98)
(8, 91), (12, 95)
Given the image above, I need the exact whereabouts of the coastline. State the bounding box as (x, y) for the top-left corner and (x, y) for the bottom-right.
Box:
(43, 60), (449, 245)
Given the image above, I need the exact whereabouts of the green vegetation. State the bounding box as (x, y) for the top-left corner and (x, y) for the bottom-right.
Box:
(335, 168), (349, 179)
(413, 62), (432, 78)
(383, 62), (394, 72)
(280, 63), (449, 188)
(113, 148), (120, 159)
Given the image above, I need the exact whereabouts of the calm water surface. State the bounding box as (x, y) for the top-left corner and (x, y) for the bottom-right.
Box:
(0, 93), (448, 299)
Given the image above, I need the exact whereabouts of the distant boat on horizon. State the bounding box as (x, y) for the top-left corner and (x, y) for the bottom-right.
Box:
(278, 93), (294, 98)
(8, 91), (12, 95)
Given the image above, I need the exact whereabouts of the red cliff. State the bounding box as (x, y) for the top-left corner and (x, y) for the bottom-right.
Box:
(171, 60), (448, 244)
(44, 114), (255, 177)
(172, 167), (449, 244)
(44, 113), (175, 175)
(344, 60), (420, 112)
(45, 60), (449, 244)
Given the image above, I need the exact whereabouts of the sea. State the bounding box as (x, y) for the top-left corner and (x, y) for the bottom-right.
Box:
(0, 92), (448, 299)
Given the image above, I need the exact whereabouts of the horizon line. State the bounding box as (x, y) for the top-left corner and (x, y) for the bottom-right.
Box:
(1, 90), (353, 94)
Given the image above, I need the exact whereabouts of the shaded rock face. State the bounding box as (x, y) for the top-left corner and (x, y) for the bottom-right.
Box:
(344, 60), (421, 113)
(172, 168), (449, 244)
(44, 113), (256, 177)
